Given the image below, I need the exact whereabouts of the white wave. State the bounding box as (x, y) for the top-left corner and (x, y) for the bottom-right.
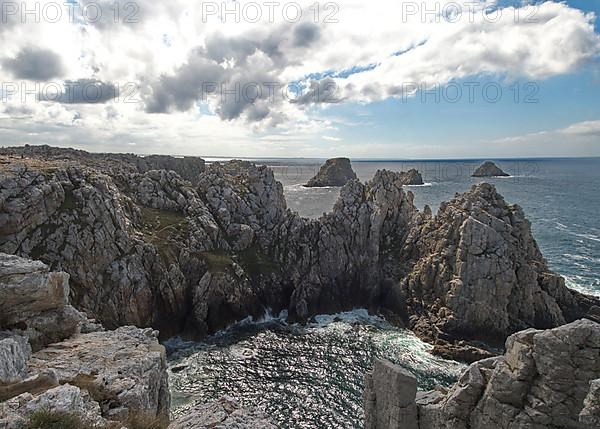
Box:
(308, 309), (389, 330)
(405, 182), (435, 187)
(573, 232), (600, 243)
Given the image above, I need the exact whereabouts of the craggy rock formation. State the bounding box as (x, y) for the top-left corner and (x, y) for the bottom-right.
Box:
(472, 161), (509, 177)
(169, 396), (276, 429)
(395, 183), (600, 360)
(305, 157), (357, 187)
(398, 169), (424, 186)
(364, 319), (600, 429)
(0, 145), (598, 361)
(0, 253), (170, 428)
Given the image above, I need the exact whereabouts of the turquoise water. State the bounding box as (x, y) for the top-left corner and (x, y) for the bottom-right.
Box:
(169, 158), (600, 427)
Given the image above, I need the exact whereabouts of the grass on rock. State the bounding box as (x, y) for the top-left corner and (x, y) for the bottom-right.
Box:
(26, 410), (169, 429)
(139, 207), (189, 263)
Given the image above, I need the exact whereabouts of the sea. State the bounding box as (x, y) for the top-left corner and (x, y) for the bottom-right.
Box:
(167, 158), (600, 428)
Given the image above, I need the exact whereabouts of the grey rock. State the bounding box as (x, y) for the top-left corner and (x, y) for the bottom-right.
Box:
(27, 326), (170, 419)
(0, 384), (106, 429)
(472, 161), (509, 177)
(0, 335), (30, 385)
(1, 147), (598, 363)
(400, 183), (599, 360)
(169, 396), (276, 429)
(364, 360), (418, 429)
(580, 379), (600, 426)
(305, 157), (357, 187)
(366, 320), (600, 429)
(0, 253), (89, 350)
(398, 169), (424, 186)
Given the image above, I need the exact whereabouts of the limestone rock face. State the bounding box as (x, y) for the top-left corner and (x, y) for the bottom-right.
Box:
(0, 335), (31, 385)
(365, 320), (600, 429)
(305, 157), (358, 187)
(0, 253), (91, 351)
(397, 183), (599, 359)
(169, 397), (276, 429)
(135, 155), (205, 184)
(0, 253), (171, 429)
(472, 161), (509, 177)
(363, 360), (418, 429)
(28, 326), (170, 420)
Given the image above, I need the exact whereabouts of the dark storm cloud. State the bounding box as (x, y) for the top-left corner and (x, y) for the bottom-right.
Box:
(2, 47), (65, 81)
(145, 18), (329, 123)
(145, 53), (228, 113)
(293, 22), (320, 47)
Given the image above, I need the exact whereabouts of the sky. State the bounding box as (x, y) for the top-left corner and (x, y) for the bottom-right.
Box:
(0, 0), (599, 159)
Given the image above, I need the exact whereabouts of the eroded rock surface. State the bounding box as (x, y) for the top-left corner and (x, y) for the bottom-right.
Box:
(0, 253), (170, 428)
(169, 397), (276, 429)
(365, 319), (600, 429)
(1, 146), (598, 361)
(305, 157), (357, 187)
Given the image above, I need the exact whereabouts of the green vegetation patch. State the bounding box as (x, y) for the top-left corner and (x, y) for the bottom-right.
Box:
(26, 410), (85, 429)
(239, 245), (279, 277)
(201, 251), (234, 273)
(26, 410), (169, 429)
(139, 207), (189, 263)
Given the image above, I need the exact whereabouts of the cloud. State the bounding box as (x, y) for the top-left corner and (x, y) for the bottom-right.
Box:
(489, 119), (600, 157)
(0, 0), (598, 155)
(2, 47), (65, 80)
(559, 120), (600, 136)
(38, 79), (120, 104)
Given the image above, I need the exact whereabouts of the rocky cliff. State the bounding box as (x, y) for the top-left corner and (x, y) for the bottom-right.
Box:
(0, 145), (598, 362)
(0, 253), (169, 428)
(305, 157), (358, 187)
(364, 319), (600, 428)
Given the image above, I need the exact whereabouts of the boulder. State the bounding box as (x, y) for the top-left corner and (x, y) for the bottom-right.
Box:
(305, 157), (357, 187)
(27, 326), (170, 419)
(0, 253), (91, 351)
(0, 384), (106, 429)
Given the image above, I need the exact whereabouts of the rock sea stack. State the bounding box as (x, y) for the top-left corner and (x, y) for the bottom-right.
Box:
(305, 157), (358, 187)
(472, 161), (510, 177)
(398, 169), (425, 186)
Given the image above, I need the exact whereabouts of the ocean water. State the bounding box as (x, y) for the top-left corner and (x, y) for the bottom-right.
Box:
(169, 158), (600, 427)
(167, 311), (466, 428)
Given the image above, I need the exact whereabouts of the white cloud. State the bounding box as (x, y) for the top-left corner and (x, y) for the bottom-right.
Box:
(0, 1), (598, 155)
